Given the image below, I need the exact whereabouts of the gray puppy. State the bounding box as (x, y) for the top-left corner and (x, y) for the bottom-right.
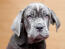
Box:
(7, 3), (60, 49)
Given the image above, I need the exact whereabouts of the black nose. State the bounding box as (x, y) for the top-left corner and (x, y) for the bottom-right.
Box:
(36, 27), (43, 30)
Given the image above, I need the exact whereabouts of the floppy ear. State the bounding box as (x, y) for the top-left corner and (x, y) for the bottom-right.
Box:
(49, 9), (60, 31)
(11, 10), (23, 37)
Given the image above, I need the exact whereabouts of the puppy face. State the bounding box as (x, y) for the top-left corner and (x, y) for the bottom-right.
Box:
(23, 3), (51, 43)
(12, 3), (60, 44)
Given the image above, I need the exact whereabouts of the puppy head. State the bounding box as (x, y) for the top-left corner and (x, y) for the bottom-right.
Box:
(11, 3), (60, 43)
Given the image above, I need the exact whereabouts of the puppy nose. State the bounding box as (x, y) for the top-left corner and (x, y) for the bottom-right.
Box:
(36, 27), (43, 30)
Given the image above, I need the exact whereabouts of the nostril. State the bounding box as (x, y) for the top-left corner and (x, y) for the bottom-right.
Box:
(36, 27), (43, 30)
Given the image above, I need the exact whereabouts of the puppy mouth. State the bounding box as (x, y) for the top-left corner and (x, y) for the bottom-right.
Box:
(34, 37), (48, 42)
(28, 35), (49, 44)
(34, 35), (49, 42)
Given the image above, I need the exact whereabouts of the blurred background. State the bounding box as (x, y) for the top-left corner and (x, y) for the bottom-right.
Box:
(0, 0), (65, 49)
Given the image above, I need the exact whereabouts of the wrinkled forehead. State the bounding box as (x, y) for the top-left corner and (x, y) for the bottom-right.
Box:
(24, 3), (50, 16)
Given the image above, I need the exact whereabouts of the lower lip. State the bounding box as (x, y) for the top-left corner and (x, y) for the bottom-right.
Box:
(28, 36), (49, 44)
(33, 38), (45, 43)
(35, 37), (48, 41)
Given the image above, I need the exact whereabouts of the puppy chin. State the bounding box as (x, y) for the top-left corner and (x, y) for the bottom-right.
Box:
(28, 36), (48, 44)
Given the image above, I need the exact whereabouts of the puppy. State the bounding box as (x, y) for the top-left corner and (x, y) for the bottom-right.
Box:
(7, 3), (60, 49)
